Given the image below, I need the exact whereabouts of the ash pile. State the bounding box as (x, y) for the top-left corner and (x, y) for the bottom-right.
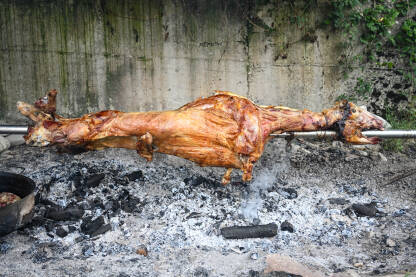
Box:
(0, 139), (415, 276)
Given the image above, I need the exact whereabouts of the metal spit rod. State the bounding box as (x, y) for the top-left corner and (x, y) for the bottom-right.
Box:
(0, 125), (28, 135)
(1, 125), (416, 138)
(270, 130), (416, 139)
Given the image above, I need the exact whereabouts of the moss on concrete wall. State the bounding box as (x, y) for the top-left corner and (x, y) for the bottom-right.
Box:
(0, 0), (343, 122)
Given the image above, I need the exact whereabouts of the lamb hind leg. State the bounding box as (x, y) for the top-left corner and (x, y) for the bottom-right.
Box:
(136, 132), (154, 161)
(240, 155), (257, 182)
(221, 168), (233, 185)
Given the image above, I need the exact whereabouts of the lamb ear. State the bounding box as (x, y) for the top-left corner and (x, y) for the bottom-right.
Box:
(359, 105), (367, 111)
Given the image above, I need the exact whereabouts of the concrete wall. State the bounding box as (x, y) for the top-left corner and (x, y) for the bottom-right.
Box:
(0, 0), (344, 122)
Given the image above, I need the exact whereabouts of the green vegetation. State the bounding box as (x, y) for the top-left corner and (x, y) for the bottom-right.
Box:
(382, 108), (416, 151)
(323, 0), (416, 151)
(336, 77), (372, 101)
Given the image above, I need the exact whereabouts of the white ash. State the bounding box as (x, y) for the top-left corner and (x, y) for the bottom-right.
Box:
(0, 140), (415, 276)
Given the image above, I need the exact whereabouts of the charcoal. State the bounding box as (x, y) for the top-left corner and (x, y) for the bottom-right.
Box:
(280, 220), (294, 233)
(328, 198), (350, 205)
(351, 203), (379, 217)
(221, 223), (278, 239)
(75, 236), (85, 243)
(120, 197), (141, 213)
(82, 244), (95, 256)
(31, 249), (51, 264)
(56, 145), (88, 154)
(111, 200), (121, 212)
(89, 197), (105, 210)
(46, 207), (84, 221)
(39, 198), (61, 208)
(0, 241), (12, 254)
(184, 175), (206, 186)
(186, 212), (201, 219)
(55, 227), (68, 238)
(45, 223), (54, 232)
(126, 170), (144, 181)
(118, 189), (130, 200)
(279, 188), (298, 199)
(86, 174), (105, 188)
(29, 216), (47, 227)
(81, 216), (105, 236)
(184, 175), (221, 187)
(193, 267), (209, 277)
(90, 224), (111, 237)
(68, 225), (77, 233)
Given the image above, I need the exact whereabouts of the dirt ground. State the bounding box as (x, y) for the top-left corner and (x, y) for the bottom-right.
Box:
(0, 138), (415, 277)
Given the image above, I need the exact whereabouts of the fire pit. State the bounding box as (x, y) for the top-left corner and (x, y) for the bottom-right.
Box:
(0, 171), (35, 237)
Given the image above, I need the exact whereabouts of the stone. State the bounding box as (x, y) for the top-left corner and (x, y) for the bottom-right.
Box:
(345, 154), (359, 162)
(331, 214), (351, 224)
(378, 152), (388, 162)
(5, 134), (25, 146)
(357, 150), (368, 157)
(332, 141), (344, 148)
(367, 231), (376, 239)
(0, 136), (10, 153)
(265, 254), (324, 277)
(386, 238), (396, 247)
(250, 252), (258, 260)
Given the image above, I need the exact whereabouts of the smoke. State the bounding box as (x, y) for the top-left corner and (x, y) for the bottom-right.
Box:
(240, 142), (291, 223)
(240, 168), (275, 223)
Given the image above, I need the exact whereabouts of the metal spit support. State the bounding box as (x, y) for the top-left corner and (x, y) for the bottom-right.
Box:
(0, 125), (29, 135)
(270, 130), (416, 139)
(0, 125), (416, 138)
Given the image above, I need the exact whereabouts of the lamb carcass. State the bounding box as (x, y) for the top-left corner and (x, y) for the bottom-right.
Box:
(17, 90), (388, 184)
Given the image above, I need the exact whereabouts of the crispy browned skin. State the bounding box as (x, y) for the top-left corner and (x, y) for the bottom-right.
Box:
(17, 90), (386, 184)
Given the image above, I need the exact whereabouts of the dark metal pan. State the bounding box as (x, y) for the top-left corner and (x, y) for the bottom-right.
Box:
(0, 172), (35, 237)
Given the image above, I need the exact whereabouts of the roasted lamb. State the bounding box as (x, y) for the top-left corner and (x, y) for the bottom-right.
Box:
(17, 90), (388, 184)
